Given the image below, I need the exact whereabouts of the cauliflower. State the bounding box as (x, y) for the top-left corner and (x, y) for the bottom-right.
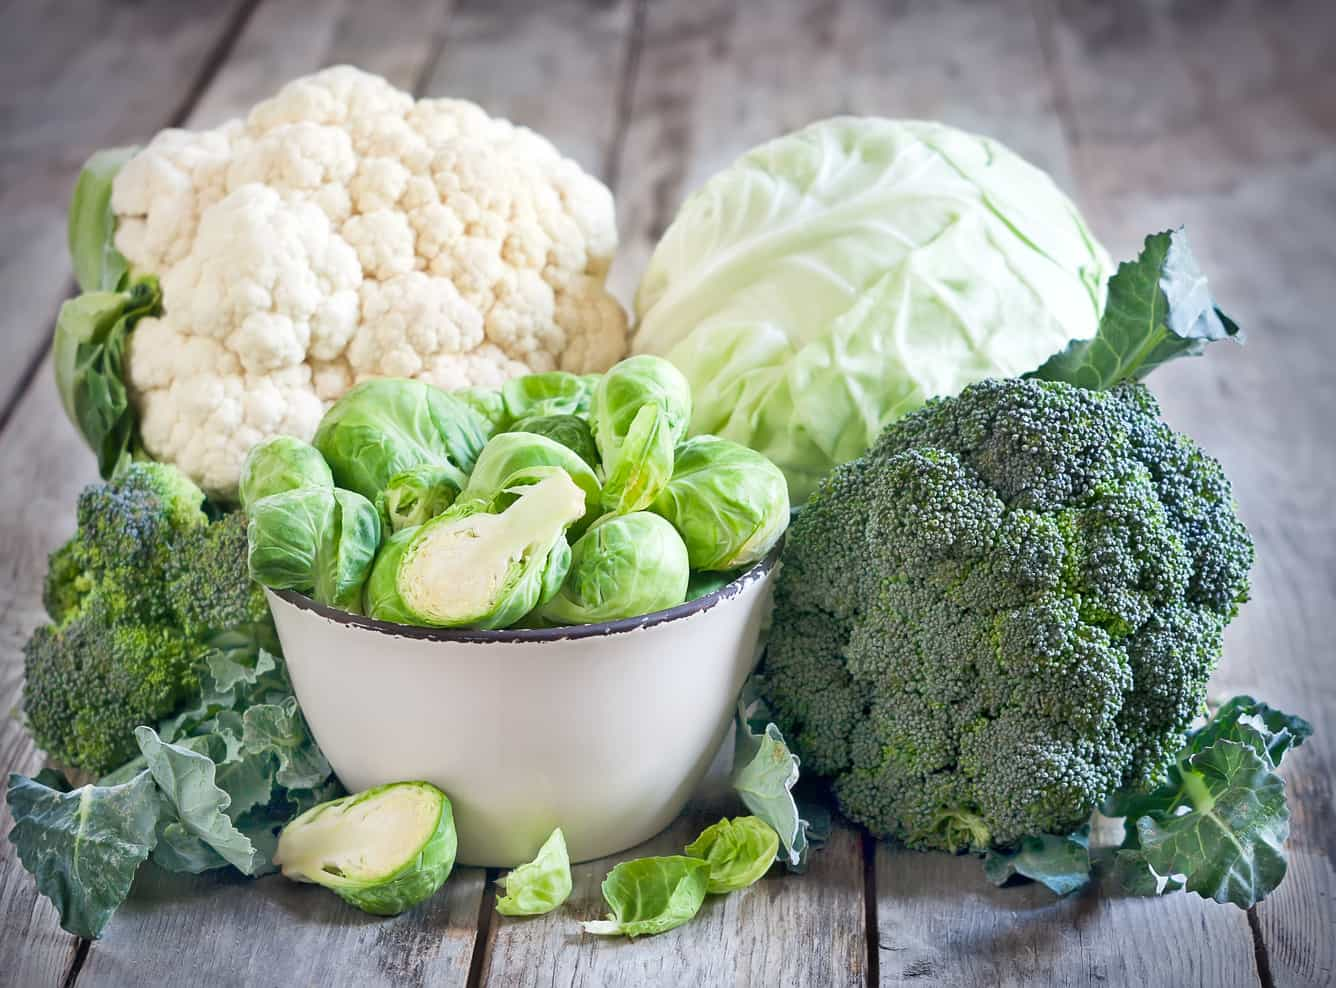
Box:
(90, 66), (625, 498)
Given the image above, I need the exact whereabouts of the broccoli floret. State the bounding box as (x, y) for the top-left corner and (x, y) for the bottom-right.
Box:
(22, 464), (270, 775)
(761, 378), (1253, 852)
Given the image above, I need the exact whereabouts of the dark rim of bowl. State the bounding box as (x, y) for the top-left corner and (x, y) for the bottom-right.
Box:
(270, 540), (782, 644)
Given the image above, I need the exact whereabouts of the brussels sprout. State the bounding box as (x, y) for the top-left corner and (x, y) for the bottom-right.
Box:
(684, 816), (779, 893)
(383, 470), (585, 629)
(376, 464), (460, 533)
(650, 435), (789, 570)
(540, 512), (689, 625)
(508, 414), (599, 470)
(592, 356), (691, 513)
(364, 527), (420, 624)
(462, 432), (601, 533)
(600, 403), (675, 514)
(239, 436), (333, 510)
(247, 487), (382, 612)
(501, 371), (595, 421)
(495, 827), (572, 917)
(313, 378), (485, 501)
(273, 781), (456, 916)
(455, 387), (510, 435)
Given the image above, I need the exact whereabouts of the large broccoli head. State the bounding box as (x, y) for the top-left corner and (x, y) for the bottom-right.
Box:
(23, 463), (270, 776)
(761, 378), (1253, 852)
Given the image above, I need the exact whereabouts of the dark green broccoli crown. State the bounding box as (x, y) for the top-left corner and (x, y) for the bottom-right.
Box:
(22, 464), (268, 776)
(763, 378), (1253, 851)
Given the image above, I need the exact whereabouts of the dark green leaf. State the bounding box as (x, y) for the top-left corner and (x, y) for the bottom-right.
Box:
(241, 698), (331, 790)
(983, 827), (1092, 896)
(1185, 695), (1312, 767)
(1030, 229), (1240, 389)
(6, 770), (165, 938)
(1135, 740), (1290, 909)
(32, 768), (71, 793)
(135, 727), (258, 875)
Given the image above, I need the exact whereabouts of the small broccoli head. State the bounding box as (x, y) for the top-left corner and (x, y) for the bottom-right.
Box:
(22, 464), (268, 776)
(762, 378), (1253, 851)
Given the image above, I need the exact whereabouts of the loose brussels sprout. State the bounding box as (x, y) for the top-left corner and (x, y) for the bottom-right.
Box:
(247, 487), (382, 612)
(501, 371), (596, 421)
(540, 512), (689, 625)
(364, 527), (420, 624)
(239, 436), (333, 510)
(462, 432), (601, 533)
(508, 414), (599, 470)
(384, 470), (585, 628)
(377, 464), (460, 533)
(455, 387), (510, 435)
(273, 781), (456, 916)
(684, 816), (779, 893)
(651, 435), (789, 570)
(313, 378), (485, 501)
(600, 403), (675, 514)
(592, 356), (692, 514)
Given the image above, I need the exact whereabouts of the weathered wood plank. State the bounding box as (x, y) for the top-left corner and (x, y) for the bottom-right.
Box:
(80, 860), (485, 988)
(876, 834), (1261, 987)
(609, 0), (1078, 302)
(1041, 2), (1336, 985)
(417, 0), (638, 179)
(0, 0), (254, 417)
(478, 766), (867, 987)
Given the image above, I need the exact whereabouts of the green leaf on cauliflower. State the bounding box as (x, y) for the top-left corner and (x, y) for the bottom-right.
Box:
(68, 146), (136, 293)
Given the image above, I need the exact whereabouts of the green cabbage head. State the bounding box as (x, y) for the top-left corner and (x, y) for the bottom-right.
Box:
(632, 117), (1112, 501)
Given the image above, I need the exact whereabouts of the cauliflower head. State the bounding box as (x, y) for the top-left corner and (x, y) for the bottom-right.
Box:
(107, 66), (627, 497)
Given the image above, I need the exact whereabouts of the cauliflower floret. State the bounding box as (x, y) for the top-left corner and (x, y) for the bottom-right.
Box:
(108, 65), (627, 498)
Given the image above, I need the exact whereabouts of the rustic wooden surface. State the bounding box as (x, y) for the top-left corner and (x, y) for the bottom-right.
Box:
(1, 0), (1333, 985)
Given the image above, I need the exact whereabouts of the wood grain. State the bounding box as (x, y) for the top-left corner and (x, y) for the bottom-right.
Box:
(876, 838), (1260, 987)
(0, 0), (255, 417)
(477, 766), (867, 987)
(1040, 1), (1336, 984)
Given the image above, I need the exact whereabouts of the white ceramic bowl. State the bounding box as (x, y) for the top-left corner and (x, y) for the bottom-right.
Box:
(265, 548), (778, 867)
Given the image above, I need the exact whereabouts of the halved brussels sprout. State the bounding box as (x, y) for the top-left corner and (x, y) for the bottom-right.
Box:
(313, 378), (484, 501)
(501, 371), (596, 421)
(592, 356), (691, 514)
(376, 464), (460, 533)
(454, 387), (510, 435)
(273, 781), (456, 916)
(247, 487), (382, 612)
(463, 432), (601, 533)
(386, 470), (585, 629)
(239, 436), (333, 510)
(600, 403), (675, 514)
(508, 414), (599, 470)
(651, 435), (789, 570)
(364, 527), (420, 624)
(540, 512), (689, 625)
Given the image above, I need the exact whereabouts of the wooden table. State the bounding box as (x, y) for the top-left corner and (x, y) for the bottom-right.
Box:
(2, 1), (1333, 985)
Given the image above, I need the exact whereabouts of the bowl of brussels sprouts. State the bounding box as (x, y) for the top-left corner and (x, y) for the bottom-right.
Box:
(243, 357), (791, 866)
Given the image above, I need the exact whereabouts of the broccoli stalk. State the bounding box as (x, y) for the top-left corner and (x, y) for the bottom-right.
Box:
(22, 463), (270, 776)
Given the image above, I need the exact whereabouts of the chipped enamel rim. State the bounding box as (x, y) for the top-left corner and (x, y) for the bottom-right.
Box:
(271, 541), (781, 644)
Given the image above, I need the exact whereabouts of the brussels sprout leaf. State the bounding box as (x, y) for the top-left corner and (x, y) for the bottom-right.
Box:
(732, 699), (810, 870)
(1031, 229), (1240, 390)
(496, 827), (573, 916)
(983, 826), (1092, 896)
(582, 856), (711, 937)
(6, 770), (165, 938)
(685, 816), (779, 893)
